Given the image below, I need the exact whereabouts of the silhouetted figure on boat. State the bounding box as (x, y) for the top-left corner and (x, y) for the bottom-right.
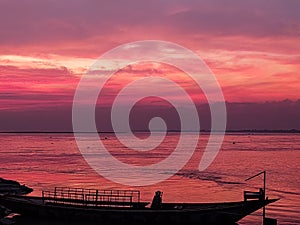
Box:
(151, 191), (162, 209)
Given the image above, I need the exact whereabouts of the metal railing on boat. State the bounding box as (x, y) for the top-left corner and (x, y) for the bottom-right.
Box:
(41, 187), (146, 208)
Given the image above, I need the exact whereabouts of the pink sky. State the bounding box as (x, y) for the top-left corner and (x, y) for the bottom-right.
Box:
(0, 0), (299, 131)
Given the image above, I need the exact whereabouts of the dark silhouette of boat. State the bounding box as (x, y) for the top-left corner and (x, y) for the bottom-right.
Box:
(0, 186), (278, 225)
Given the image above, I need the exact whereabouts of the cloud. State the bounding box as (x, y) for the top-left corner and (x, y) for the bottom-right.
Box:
(226, 100), (300, 130)
(0, 65), (78, 111)
(1, 99), (299, 132)
(0, 0), (299, 56)
(201, 49), (300, 102)
(167, 0), (300, 38)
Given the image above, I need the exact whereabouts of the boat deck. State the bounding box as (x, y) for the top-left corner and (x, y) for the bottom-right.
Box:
(42, 187), (149, 208)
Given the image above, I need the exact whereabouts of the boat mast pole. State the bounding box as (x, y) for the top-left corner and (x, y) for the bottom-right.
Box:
(245, 170), (266, 224)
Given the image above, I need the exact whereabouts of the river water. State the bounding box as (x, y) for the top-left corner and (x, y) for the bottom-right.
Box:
(0, 133), (299, 225)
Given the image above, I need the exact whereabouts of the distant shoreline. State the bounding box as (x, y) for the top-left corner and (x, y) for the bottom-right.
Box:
(0, 129), (299, 134)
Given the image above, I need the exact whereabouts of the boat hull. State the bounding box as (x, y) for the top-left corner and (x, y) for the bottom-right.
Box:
(0, 195), (277, 225)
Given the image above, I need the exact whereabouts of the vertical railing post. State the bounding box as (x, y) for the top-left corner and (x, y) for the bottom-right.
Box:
(54, 187), (57, 203)
(95, 190), (98, 206)
(263, 171), (266, 224)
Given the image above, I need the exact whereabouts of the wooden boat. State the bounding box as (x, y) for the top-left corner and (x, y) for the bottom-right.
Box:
(0, 187), (278, 225)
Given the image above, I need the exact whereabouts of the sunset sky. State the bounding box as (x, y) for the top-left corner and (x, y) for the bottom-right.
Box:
(0, 0), (299, 131)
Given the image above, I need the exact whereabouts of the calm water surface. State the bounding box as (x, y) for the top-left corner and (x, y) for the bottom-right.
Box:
(0, 133), (299, 225)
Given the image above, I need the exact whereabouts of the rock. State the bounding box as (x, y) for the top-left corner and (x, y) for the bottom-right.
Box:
(0, 178), (33, 195)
